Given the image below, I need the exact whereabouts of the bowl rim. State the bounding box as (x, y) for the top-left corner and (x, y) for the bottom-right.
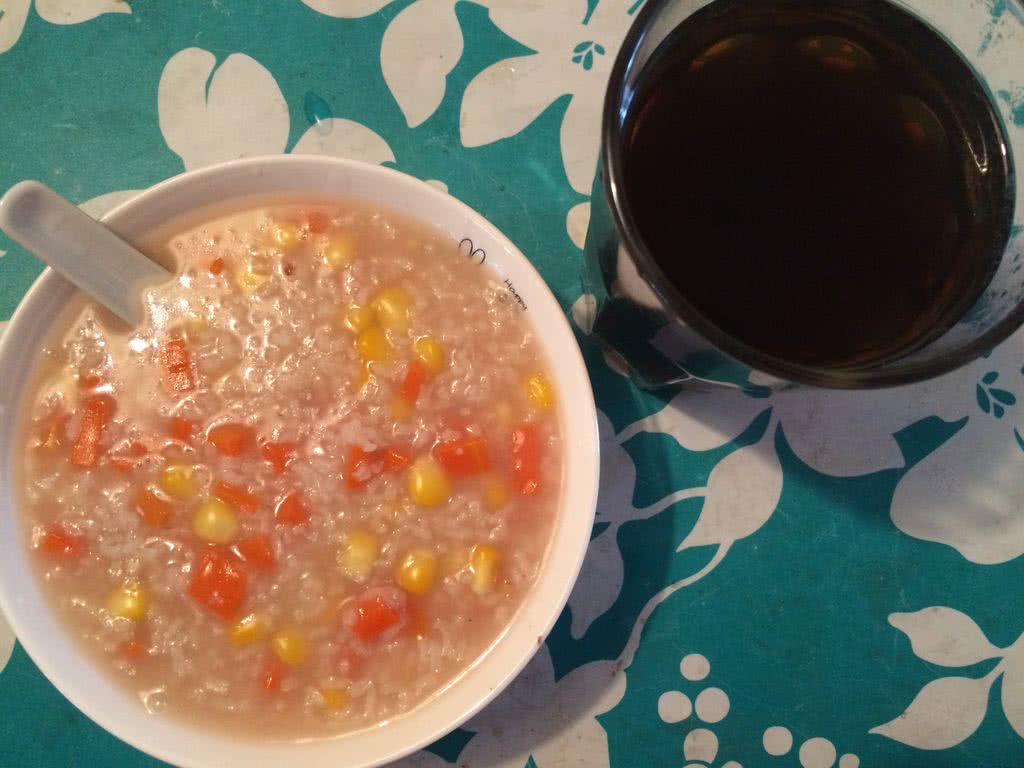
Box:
(0, 155), (600, 768)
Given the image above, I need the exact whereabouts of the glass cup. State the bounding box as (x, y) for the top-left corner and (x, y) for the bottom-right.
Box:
(581, 0), (1024, 392)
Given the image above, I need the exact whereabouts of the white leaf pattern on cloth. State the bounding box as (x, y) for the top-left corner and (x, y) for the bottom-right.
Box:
(679, 425), (782, 551)
(459, 0), (634, 194)
(0, 0), (32, 53)
(870, 673), (996, 749)
(299, 0), (392, 18)
(34, 0), (128, 24)
(566, 411), (703, 639)
(158, 48), (290, 170)
(292, 119), (395, 165)
(889, 607), (1003, 667)
(1000, 648), (1024, 739)
(0, 610), (13, 675)
(381, 0), (463, 128)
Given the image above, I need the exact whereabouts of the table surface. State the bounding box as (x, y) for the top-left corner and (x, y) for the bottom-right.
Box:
(2, 1), (1024, 767)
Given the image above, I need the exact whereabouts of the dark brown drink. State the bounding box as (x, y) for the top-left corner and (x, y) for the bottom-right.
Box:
(623, 0), (1014, 369)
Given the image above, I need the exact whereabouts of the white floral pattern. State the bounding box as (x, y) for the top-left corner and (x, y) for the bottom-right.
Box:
(873, 606), (1024, 749)
(0, 0), (130, 54)
(460, 0), (634, 196)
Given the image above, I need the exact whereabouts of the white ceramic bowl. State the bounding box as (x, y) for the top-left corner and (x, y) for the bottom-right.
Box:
(0, 156), (599, 768)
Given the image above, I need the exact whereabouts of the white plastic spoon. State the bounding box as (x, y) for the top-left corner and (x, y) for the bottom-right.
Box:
(0, 181), (171, 326)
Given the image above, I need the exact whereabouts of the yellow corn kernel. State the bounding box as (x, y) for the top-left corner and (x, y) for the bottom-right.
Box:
(271, 222), (301, 249)
(495, 401), (513, 428)
(230, 612), (271, 646)
(357, 326), (392, 363)
(370, 287), (411, 331)
(408, 456), (450, 507)
(442, 547), (470, 576)
(483, 475), (509, 511)
(337, 530), (379, 583)
(525, 374), (555, 409)
(107, 582), (148, 620)
(320, 687), (349, 710)
(160, 464), (197, 498)
(342, 305), (374, 334)
(391, 394), (412, 421)
(234, 264), (270, 294)
(193, 498), (239, 545)
(413, 336), (445, 373)
(396, 547), (438, 594)
(323, 233), (355, 269)
(471, 545), (501, 595)
(271, 625), (308, 666)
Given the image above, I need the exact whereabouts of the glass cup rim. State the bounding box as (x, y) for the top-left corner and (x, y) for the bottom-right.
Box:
(601, 0), (1024, 390)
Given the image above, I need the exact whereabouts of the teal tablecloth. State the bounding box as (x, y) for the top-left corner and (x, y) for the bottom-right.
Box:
(3, 2), (1024, 766)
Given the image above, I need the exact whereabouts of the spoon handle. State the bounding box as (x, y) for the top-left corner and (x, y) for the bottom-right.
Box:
(0, 181), (171, 326)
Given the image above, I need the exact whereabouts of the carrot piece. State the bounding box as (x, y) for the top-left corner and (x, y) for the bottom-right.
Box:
(383, 446), (411, 473)
(234, 534), (276, 570)
(40, 524), (87, 558)
(79, 373), (104, 390)
(170, 417), (195, 442)
(136, 489), (173, 527)
(436, 435), (490, 476)
(159, 337), (196, 395)
(70, 394), (116, 467)
(510, 423), (541, 496)
(260, 657), (285, 693)
(209, 257), (225, 276)
(212, 481), (259, 514)
(188, 547), (247, 621)
(207, 422), (254, 457)
(261, 441), (296, 475)
(399, 359), (428, 404)
(351, 594), (402, 641)
(345, 446), (383, 490)
(275, 492), (309, 526)
(306, 211), (330, 234)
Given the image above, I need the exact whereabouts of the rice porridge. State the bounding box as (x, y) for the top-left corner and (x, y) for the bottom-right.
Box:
(17, 201), (561, 738)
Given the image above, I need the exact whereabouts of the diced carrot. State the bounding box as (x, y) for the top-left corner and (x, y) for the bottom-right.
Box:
(436, 435), (490, 476)
(188, 547), (247, 620)
(212, 481), (259, 514)
(261, 441), (296, 475)
(79, 373), (104, 389)
(207, 422), (255, 457)
(159, 337), (196, 395)
(170, 417), (195, 442)
(383, 446), (411, 473)
(351, 594), (402, 641)
(275, 492), (309, 526)
(209, 257), (225, 276)
(345, 446), (383, 490)
(136, 489), (173, 527)
(110, 441), (148, 473)
(510, 423), (541, 496)
(260, 657), (285, 693)
(234, 534), (276, 570)
(40, 524), (87, 558)
(306, 211), (330, 234)
(399, 359), (428, 404)
(70, 394), (116, 468)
